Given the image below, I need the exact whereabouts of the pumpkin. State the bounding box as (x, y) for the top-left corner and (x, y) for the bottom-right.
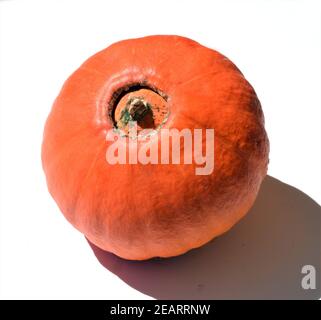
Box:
(42, 35), (269, 260)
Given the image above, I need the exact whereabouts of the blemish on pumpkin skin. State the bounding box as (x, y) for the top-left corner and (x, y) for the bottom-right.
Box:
(197, 284), (205, 292)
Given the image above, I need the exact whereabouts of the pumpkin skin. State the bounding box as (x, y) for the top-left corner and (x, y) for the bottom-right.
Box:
(42, 35), (269, 260)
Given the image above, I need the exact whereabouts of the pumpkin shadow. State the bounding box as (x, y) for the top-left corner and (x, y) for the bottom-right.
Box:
(87, 176), (321, 299)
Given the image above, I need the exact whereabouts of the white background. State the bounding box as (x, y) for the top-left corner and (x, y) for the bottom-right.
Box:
(0, 0), (320, 299)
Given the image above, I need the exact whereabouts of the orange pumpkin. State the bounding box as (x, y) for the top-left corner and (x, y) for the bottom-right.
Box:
(42, 35), (269, 260)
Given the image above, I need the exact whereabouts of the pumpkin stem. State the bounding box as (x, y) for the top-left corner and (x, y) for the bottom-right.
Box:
(119, 98), (150, 127)
(113, 87), (169, 136)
